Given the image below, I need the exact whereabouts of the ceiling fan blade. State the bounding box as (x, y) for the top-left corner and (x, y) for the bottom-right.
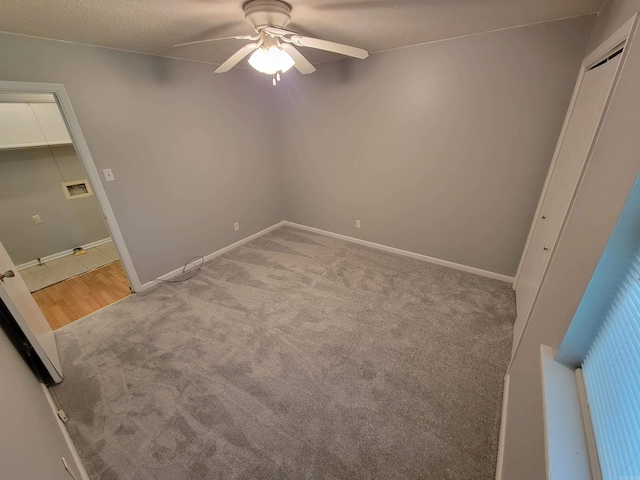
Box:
(173, 34), (258, 48)
(290, 35), (368, 59)
(314, 0), (425, 11)
(214, 43), (260, 73)
(281, 44), (316, 74)
(263, 26), (297, 37)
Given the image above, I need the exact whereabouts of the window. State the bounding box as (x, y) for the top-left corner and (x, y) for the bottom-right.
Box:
(551, 171), (640, 480)
(581, 254), (640, 480)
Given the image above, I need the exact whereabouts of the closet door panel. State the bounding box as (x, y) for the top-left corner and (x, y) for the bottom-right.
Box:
(539, 54), (622, 248)
(514, 52), (623, 351)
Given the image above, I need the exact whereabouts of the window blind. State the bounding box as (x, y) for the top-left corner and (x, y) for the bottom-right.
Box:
(582, 255), (640, 480)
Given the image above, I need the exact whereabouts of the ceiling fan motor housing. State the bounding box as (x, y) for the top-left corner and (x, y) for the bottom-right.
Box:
(244, 0), (292, 30)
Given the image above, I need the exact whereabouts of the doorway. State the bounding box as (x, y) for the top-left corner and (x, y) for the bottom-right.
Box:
(0, 81), (140, 330)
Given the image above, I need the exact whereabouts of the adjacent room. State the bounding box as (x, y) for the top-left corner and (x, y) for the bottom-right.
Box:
(1, 0), (639, 479)
(0, 94), (130, 329)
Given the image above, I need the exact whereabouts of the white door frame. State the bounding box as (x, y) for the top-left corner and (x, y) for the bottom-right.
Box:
(0, 80), (142, 292)
(508, 15), (638, 367)
(513, 16), (637, 291)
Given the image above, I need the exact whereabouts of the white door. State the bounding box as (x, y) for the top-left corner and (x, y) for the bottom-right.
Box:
(513, 51), (624, 351)
(0, 241), (62, 383)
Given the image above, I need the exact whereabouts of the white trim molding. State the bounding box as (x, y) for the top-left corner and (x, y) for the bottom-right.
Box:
(513, 14), (639, 291)
(540, 345), (592, 480)
(509, 13), (639, 370)
(140, 219), (513, 291)
(495, 373), (510, 480)
(16, 238), (112, 271)
(284, 222), (514, 283)
(138, 221), (287, 291)
(41, 384), (91, 480)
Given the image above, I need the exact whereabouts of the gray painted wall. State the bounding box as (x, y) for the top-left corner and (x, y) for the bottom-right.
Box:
(0, 9), (615, 480)
(0, 145), (109, 265)
(501, 3), (640, 478)
(0, 33), (284, 284)
(588, 0), (640, 52)
(0, 326), (84, 479)
(0, 16), (594, 283)
(275, 16), (595, 277)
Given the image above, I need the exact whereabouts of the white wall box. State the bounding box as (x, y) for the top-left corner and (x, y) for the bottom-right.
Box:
(61, 180), (93, 199)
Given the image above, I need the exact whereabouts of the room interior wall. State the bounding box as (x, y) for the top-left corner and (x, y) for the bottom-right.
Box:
(587, 0), (640, 52)
(0, 145), (109, 265)
(0, 13), (611, 476)
(0, 325), (84, 479)
(275, 15), (596, 277)
(501, 3), (640, 478)
(0, 15), (595, 284)
(0, 33), (284, 284)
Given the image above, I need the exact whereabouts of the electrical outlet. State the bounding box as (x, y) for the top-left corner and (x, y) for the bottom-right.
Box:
(234, 222), (239, 231)
(32, 215), (42, 225)
(356, 220), (361, 228)
(103, 169), (115, 181)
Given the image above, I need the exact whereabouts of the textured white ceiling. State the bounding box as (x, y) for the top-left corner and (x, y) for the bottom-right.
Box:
(0, 0), (604, 66)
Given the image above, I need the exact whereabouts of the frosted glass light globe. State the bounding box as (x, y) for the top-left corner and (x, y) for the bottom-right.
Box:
(248, 46), (295, 75)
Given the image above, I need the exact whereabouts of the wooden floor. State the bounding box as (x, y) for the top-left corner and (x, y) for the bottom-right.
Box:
(32, 261), (131, 330)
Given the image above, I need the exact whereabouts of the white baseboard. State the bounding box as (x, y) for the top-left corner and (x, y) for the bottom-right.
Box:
(16, 237), (113, 271)
(138, 221), (286, 291)
(283, 221), (515, 283)
(41, 384), (91, 480)
(139, 220), (513, 290)
(495, 374), (510, 480)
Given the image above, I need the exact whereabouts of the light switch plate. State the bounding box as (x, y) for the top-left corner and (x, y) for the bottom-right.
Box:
(103, 169), (115, 181)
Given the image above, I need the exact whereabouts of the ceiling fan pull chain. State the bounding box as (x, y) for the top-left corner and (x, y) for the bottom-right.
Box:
(272, 74), (277, 86)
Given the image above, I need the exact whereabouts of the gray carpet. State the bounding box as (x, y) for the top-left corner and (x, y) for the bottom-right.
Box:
(52, 226), (515, 480)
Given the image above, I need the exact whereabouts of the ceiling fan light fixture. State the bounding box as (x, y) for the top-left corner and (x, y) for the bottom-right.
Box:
(248, 45), (295, 75)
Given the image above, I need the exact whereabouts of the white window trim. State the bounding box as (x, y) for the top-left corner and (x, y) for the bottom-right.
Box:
(540, 345), (593, 480)
(575, 369), (602, 479)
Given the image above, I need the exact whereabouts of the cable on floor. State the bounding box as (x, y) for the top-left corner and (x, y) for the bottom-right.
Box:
(154, 256), (204, 283)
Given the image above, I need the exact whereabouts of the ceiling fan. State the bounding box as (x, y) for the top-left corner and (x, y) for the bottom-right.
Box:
(173, 0), (369, 85)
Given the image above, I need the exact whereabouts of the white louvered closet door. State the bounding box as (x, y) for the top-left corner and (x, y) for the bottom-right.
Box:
(513, 49), (623, 353)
